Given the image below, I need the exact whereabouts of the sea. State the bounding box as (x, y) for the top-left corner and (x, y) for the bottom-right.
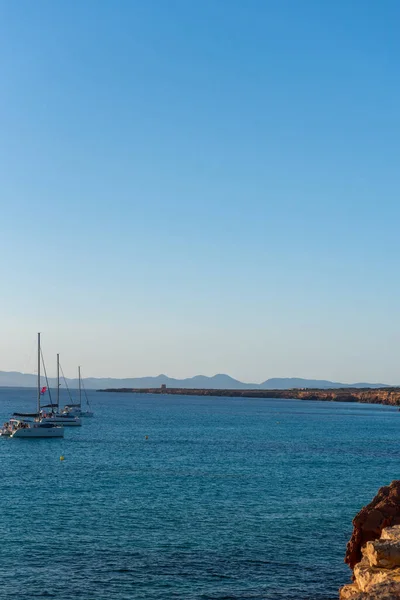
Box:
(0, 388), (399, 600)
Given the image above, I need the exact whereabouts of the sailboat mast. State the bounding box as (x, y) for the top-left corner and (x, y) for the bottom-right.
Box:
(79, 366), (81, 408)
(57, 353), (60, 409)
(37, 332), (41, 415)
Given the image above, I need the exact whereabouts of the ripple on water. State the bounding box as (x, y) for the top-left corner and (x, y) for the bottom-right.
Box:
(1, 391), (399, 599)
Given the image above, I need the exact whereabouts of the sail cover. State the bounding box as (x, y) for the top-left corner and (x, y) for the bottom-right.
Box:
(13, 412), (39, 417)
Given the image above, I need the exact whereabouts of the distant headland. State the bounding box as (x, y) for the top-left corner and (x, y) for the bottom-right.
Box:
(98, 386), (400, 406)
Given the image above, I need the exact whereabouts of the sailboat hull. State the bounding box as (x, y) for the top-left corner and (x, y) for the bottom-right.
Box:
(11, 426), (64, 438)
(41, 415), (81, 427)
(63, 408), (93, 418)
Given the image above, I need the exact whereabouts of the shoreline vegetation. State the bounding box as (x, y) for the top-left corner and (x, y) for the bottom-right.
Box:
(98, 387), (400, 406)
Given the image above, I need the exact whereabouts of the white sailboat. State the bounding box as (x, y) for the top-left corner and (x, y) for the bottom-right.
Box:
(40, 354), (81, 427)
(2, 333), (64, 438)
(62, 366), (94, 418)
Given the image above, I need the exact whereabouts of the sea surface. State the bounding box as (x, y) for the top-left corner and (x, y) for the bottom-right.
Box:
(0, 389), (399, 600)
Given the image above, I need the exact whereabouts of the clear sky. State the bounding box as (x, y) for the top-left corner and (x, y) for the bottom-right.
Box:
(1, 0), (400, 383)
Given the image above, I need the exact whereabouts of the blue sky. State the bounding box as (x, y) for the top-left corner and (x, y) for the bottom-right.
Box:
(1, 0), (400, 383)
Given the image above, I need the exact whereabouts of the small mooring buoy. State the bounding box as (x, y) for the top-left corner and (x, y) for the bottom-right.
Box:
(60, 455), (65, 461)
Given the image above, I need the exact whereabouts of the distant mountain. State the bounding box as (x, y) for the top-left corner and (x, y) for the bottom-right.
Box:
(0, 371), (38, 387)
(0, 371), (390, 390)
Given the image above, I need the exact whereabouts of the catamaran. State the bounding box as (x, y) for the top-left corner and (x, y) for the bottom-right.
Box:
(62, 366), (94, 418)
(1, 333), (64, 438)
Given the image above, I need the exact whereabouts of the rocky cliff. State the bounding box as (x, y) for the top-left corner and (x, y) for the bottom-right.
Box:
(99, 387), (400, 406)
(340, 481), (400, 599)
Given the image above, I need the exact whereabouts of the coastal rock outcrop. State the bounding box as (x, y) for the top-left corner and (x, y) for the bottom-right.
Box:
(341, 580), (400, 599)
(340, 481), (400, 599)
(345, 482), (400, 569)
(100, 386), (400, 405)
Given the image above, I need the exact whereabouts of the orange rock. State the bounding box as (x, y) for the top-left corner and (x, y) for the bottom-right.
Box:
(345, 481), (400, 569)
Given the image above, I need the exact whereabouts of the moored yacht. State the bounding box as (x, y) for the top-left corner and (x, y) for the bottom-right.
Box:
(39, 354), (81, 426)
(5, 418), (64, 438)
(40, 412), (81, 426)
(62, 366), (94, 418)
(8, 334), (64, 438)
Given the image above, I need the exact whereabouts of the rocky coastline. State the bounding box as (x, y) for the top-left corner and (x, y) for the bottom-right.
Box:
(98, 386), (400, 406)
(340, 481), (400, 599)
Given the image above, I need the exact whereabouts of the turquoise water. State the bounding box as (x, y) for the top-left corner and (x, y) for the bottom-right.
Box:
(1, 389), (400, 599)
